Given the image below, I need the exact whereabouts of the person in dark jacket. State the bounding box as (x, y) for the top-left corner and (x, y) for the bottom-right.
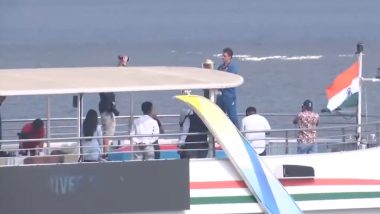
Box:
(180, 113), (209, 159)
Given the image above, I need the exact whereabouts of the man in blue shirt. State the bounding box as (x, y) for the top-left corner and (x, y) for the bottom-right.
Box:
(217, 48), (239, 128)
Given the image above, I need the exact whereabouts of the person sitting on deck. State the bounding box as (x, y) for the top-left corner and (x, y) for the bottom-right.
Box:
(130, 101), (160, 161)
(18, 118), (45, 156)
(81, 109), (103, 162)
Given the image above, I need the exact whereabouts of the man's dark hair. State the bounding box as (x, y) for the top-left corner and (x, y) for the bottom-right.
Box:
(223, 48), (234, 57)
(32, 118), (44, 130)
(245, 106), (256, 116)
(141, 101), (153, 115)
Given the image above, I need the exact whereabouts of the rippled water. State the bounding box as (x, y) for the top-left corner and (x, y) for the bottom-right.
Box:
(1, 0), (380, 129)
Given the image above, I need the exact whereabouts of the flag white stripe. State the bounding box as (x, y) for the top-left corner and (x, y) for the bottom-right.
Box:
(327, 77), (359, 111)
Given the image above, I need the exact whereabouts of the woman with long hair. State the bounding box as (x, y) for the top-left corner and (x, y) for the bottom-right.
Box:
(82, 109), (103, 162)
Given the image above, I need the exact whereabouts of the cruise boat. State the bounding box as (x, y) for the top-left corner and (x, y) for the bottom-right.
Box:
(0, 64), (379, 214)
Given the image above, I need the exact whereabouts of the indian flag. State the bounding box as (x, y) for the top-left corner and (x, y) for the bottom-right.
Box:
(326, 61), (359, 111)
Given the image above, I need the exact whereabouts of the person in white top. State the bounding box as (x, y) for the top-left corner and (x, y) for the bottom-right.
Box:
(241, 106), (271, 156)
(130, 101), (159, 160)
(82, 109), (103, 162)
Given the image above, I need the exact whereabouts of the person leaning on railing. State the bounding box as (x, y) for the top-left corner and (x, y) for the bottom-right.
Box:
(18, 118), (45, 156)
(130, 101), (160, 161)
(241, 106), (271, 156)
(293, 99), (320, 154)
(180, 112), (209, 159)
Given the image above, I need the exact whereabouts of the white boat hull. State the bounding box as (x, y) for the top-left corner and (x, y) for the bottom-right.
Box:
(188, 146), (380, 213)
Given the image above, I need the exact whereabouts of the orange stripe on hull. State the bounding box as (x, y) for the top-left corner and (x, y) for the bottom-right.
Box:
(191, 178), (380, 189)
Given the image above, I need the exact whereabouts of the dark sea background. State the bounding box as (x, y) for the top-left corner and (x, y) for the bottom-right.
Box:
(1, 0), (380, 131)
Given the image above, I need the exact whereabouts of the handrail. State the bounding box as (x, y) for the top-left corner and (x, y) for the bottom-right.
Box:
(2, 119), (380, 143)
(1, 116), (376, 131)
(3, 111), (380, 123)
(1, 113), (380, 163)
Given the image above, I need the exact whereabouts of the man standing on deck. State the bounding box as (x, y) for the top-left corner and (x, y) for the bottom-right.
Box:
(130, 101), (160, 160)
(293, 100), (320, 154)
(99, 92), (119, 156)
(0, 96), (5, 145)
(97, 55), (127, 156)
(217, 48), (239, 128)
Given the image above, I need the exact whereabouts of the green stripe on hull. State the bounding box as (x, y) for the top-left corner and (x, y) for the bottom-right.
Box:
(191, 192), (380, 205)
(293, 192), (380, 201)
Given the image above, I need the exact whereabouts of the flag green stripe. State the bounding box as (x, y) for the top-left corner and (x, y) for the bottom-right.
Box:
(191, 192), (380, 205)
(339, 92), (358, 108)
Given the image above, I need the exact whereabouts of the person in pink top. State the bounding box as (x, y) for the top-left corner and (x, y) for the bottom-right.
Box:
(293, 100), (320, 154)
(19, 118), (45, 156)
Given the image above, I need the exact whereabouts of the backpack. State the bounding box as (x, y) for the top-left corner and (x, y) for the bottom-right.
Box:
(179, 111), (192, 128)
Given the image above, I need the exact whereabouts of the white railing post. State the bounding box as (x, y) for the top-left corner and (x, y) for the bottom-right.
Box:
(356, 43), (363, 146)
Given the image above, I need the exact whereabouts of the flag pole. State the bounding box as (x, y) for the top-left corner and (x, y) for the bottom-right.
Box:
(356, 43), (363, 146)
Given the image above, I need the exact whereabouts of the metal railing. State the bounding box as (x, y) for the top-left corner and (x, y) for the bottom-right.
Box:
(1, 113), (380, 166)
(4, 111), (378, 138)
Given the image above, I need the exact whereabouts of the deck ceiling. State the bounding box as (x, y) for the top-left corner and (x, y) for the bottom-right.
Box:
(0, 66), (244, 96)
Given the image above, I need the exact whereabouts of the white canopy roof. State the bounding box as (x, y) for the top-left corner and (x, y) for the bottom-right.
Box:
(0, 66), (244, 96)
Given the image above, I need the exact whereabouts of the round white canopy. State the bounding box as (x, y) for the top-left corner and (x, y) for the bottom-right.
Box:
(0, 66), (244, 96)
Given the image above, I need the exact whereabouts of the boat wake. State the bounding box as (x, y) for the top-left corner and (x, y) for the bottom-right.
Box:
(213, 54), (323, 62)
(338, 54), (355, 58)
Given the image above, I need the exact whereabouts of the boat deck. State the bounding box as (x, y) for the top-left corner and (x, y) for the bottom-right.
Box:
(0, 112), (379, 166)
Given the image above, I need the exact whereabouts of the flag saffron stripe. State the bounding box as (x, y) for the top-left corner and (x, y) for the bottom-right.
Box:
(326, 61), (359, 99)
